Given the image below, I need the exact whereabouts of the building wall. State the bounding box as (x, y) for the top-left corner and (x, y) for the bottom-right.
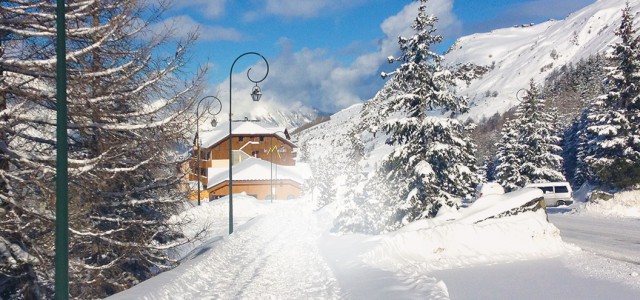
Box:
(188, 189), (210, 201)
(208, 180), (302, 200)
(208, 135), (296, 166)
(188, 131), (298, 201)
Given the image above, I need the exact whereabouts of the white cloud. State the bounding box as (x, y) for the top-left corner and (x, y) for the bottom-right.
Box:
(152, 15), (244, 42)
(381, 0), (461, 45)
(171, 0), (228, 19)
(244, 0), (369, 20)
(218, 0), (461, 113)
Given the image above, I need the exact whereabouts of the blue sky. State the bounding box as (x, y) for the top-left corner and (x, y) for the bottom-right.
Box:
(157, 0), (596, 113)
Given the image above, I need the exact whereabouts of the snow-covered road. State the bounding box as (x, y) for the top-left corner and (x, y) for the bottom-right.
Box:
(109, 200), (341, 299)
(549, 212), (640, 264)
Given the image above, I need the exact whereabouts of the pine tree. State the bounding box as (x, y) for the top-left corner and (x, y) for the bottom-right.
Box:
(585, 2), (640, 189)
(563, 111), (584, 187)
(374, 0), (478, 229)
(332, 129), (371, 233)
(494, 118), (526, 191)
(516, 80), (566, 185)
(0, 1), (204, 298)
(310, 156), (337, 209)
(357, 80), (398, 135)
(568, 106), (597, 187)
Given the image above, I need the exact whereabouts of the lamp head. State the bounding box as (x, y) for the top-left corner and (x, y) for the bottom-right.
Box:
(251, 84), (262, 102)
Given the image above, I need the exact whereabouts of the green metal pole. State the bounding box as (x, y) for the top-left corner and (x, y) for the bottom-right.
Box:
(228, 52), (269, 235)
(55, 0), (69, 299)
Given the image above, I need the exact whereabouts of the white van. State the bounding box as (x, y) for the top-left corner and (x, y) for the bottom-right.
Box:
(524, 182), (573, 207)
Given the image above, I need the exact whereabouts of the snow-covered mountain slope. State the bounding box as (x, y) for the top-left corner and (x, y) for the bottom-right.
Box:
(295, 103), (362, 163)
(445, 0), (637, 120)
(294, 102), (393, 171)
(246, 100), (324, 128)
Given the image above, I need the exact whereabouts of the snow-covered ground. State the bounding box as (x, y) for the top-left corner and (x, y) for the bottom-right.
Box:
(108, 191), (640, 299)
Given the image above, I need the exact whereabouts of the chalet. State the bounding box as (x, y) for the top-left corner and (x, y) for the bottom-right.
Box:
(188, 121), (308, 201)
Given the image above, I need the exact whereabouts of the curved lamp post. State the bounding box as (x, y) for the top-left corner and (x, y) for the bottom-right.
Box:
(229, 52), (269, 234)
(194, 96), (222, 206)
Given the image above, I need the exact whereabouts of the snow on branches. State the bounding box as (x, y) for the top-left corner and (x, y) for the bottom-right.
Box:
(0, 0), (205, 298)
(335, 0), (478, 234)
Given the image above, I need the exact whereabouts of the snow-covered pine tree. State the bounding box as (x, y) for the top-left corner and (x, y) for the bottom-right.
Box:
(332, 129), (371, 233)
(0, 1), (204, 298)
(494, 118), (526, 191)
(515, 80), (566, 185)
(585, 2), (640, 189)
(309, 156), (337, 209)
(563, 110), (585, 187)
(567, 102), (601, 188)
(375, 0), (478, 228)
(357, 79), (398, 135)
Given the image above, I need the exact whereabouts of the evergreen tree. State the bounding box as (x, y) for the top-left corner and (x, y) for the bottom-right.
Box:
(0, 1), (203, 298)
(374, 0), (478, 228)
(563, 111), (583, 186)
(516, 80), (566, 185)
(569, 106), (597, 187)
(494, 118), (526, 191)
(332, 129), (371, 232)
(357, 79), (398, 135)
(585, 2), (640, 189)
(309, 156), (337, 209)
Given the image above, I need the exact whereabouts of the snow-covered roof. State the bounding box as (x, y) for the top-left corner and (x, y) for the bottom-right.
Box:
(207, 157), (306, 189)
(200, 121), (293, 149)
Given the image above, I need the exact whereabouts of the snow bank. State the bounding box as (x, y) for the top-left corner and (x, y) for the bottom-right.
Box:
(364, 188), (574, 273)
(574, 190), (640, 218)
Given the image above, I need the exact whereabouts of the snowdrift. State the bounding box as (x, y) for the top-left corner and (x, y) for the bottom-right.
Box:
(575, 189), (640, 218)
(364, 188), (575, 272)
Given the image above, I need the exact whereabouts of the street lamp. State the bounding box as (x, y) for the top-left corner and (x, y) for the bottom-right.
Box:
(194, 96), (222, 206)
(229, 52), (269, 234)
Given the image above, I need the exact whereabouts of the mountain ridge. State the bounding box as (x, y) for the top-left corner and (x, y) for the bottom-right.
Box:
(444, 0), (636, 120)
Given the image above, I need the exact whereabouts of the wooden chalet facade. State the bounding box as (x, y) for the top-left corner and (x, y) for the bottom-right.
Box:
(187, 121), (305, 201)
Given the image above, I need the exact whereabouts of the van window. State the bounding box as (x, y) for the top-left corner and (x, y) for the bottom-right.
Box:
(555, 186), (569, 193)
(536, 186), (554, 193)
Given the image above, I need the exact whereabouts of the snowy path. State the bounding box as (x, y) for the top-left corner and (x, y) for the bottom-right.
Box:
(109, 200), (341, 299)
(549, 213), (640, 264)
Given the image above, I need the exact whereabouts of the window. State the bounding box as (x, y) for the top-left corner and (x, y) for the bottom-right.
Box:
(537, 186), (554, 193)
(555, 186), (569, 193)
(239, 136), (244, 142)
(259, 136), (265, 141)
(199, 168), (207, 177)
